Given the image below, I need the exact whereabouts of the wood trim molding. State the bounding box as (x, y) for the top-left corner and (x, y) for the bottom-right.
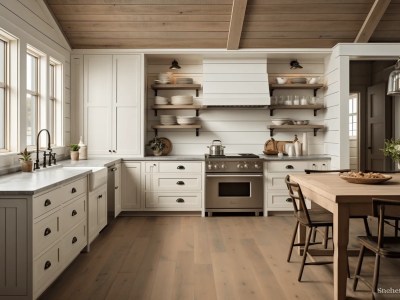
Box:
(227, 0), (248, 50)
(354, 0), (391, 43)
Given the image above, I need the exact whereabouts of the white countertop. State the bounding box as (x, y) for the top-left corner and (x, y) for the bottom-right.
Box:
(0, 167), (91, 195)
(260, 154), (331, 161)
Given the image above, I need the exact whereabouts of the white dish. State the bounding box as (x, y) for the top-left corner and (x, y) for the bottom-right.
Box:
(176, 116), (197, 125)
(276, 77), (287, 84)
(171, 95), (193, 105)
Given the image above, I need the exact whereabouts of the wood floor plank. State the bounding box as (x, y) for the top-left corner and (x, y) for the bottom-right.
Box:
(39, 216), (400, 300)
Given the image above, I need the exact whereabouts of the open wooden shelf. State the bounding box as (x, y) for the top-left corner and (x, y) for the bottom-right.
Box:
(151, 104), (204, 116)
(151, 83), (202, 97)
(268, 104), (324, 116)
(269, 83), (324, 97)
(267, 124), (324, 137)
(151, 124), (202, 136)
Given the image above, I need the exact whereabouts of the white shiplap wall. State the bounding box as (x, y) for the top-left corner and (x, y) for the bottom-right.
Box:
(146, 56), (326, 155)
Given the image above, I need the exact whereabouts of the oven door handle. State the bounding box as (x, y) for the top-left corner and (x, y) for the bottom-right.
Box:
(206, 174), (263, 177)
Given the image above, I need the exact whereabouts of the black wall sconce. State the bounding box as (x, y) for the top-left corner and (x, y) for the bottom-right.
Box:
(290, 60), (303, 69)
(169, 59), (181, 70)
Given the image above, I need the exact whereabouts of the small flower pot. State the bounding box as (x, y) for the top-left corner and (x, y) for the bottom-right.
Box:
(70, 151), (80, 161)
(20, 161), (33, 172)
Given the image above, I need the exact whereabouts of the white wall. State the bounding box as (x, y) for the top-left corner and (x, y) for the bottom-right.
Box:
(0, 0), (71, 172)
(145, 55), (326, 155)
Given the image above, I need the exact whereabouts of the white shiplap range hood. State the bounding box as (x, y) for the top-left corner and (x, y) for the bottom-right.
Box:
(202, 58), (270, 107)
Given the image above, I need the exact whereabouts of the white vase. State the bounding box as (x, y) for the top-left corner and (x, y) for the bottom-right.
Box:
(302, 133), (308, 156)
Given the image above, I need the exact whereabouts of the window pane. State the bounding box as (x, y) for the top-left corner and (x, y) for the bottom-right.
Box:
(349, 99), (353, 114)
(0, 40), (4, 83)
(0, 88), (4, 149)
(49, 99), (55, 144)
(49, 64), (54, 98)
(26, 94), (36, 146)
(353, 99), (357, 113)
(26, 53), (37, 92)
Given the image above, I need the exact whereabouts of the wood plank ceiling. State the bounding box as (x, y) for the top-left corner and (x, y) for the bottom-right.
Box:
(45, 0), (400, 49)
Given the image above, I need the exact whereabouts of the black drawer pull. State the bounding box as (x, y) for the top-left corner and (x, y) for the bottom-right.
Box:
(177, 165), (185, 170)
(44, 227), (51, 236)
(44, 199), (52, 207)
(115, 186), (119, 190)
(72, 236), (78, 244)
(286, 165), (294, 169)
(71, 210), (77, 216)
(109, 150), (112, 153)
(286, 198), (293, 203)
(176, 198), (185, 203)
(44, 260), (51, 270)
(176, 181), (185, 185)
(71, 187), (77, 193)
(98, 194), (103, 199)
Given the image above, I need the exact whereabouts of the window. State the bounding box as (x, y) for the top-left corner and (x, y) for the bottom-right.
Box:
(26, 51), (39, 146)
(49, 58), (62, 146)
(349, 93), (358, 137)
(0, 38), (7, 150)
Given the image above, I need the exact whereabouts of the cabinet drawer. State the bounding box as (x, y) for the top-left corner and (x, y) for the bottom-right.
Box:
(61, 221), (86, 267)
(147, 174), (202, 191)
(266, 161), (309, 173)
(267, 192), (293, 209)
(159, 162), (202, 173)
(33, 212), (61, 258)
(33, 242), (60, 296)
(266, 174), (287, 189)
(61, 195), (86, 234)
(62, 177), (87, 203)
(33, 188), (63, 219)
(145, 192), (201, 208)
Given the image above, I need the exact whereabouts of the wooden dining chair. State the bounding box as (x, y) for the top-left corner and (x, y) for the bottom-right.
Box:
(285, 175), (334, 281)
(304, 169), (372, 239)
(363, 170), (400, 237)
(353, 198), (400, 295)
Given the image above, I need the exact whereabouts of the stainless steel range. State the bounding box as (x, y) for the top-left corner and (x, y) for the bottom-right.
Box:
(205, 153), (263, 216)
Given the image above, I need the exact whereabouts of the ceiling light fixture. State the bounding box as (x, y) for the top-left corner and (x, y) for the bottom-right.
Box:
(387, 58), (400, 95)
(169, 59), (181, 70)
(290, 60), (303, 69)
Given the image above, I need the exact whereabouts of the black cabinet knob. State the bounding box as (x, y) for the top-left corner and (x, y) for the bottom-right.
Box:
(44, 260), (51, 270)
(44, 199), (51, 207)
(72, 236), (78, 244)
(71, 210), (77, 216)
(71, 187), (77, 193)
(44, 227), (51, 236)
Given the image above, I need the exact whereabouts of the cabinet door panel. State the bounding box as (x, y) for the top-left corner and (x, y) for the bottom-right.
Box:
(114, 55), (140, 106)
(115, 106), (140, 155)
(121, 163), (141, 210)
(87, 107), (112, 155)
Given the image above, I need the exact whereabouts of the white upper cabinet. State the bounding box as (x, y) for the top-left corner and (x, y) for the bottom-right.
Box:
(83, 54), (143, 156)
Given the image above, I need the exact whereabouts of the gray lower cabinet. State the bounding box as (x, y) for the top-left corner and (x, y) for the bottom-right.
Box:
(0, 175), (88, 300)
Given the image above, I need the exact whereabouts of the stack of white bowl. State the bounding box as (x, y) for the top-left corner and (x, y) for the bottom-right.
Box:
(155, 96), (169, 105)
(176, 77), (193, 84)
(170, 95), (193, 105)
(160, 115), (176, 125)
(177, 116), (197, 125)
(156, 73), (172, 84)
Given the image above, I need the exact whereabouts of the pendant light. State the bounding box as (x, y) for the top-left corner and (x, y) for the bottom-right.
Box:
(388, 58), (400, 95)
(169, 59), (181, 70)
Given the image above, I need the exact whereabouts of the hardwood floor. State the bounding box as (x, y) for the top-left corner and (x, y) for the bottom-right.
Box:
(39, 216), (400, 300)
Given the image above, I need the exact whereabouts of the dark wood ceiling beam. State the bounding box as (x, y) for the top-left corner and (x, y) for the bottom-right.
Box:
(227, 0), (247, 50)
(355, 0), (391, 43)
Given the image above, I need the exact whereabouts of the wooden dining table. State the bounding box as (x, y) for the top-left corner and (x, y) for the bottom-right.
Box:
(290, 173), (400, 300)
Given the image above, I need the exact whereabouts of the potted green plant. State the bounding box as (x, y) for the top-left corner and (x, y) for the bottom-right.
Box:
(382, 138), (400, 169)
(19, 147), (33, 172)
(147, 136), (165, 156)
(70, 144), (80, 160)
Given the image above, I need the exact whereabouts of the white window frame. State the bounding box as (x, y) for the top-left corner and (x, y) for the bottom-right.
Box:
(49, 57), (63, 147)
(349, 93), (358, 139)
(0, 36), (8, 152)
(26, 48), (41, 147)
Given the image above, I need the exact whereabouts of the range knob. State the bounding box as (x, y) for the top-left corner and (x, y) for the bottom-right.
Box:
(207, 164), (212, 170)
(237, 163), (243, 169)
(220, 163), (225, 169)
(243, 163), (248, 169)
(254, 163), (261, 169)
(213, 164), (219, 170)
